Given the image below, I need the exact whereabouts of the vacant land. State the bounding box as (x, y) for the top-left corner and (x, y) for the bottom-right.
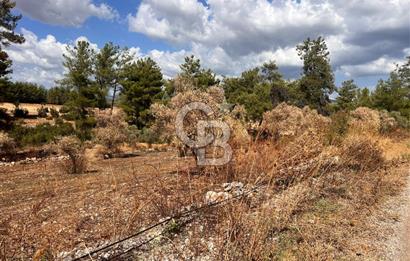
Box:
(1, 133), (410, 260)
(0, 151), (207, 259)
(0, 102), (62, 116)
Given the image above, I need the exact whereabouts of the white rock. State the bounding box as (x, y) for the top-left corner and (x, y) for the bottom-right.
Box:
(205, 191), (231, 205)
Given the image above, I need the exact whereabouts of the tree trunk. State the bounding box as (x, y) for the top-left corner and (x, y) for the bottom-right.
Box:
(111, 84), (117, 115)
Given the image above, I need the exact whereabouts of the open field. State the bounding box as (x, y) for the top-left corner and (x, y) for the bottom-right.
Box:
(1, 129), (410, 260)
(0, 151), (203, 259)
(0, 103), (62, 116)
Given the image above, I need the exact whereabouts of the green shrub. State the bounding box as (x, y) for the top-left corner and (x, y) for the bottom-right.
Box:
(37, 106), (49, 118)
(50, 108), (60, 118)
(13, 107), (29, 118)
(0, 108), (13, 130)
(61, 111), (77, 121)
(10, 122), (75, 147)
(137, 127), (162, 144)
(325, 111), (350, 145)
(59, 106), (70, 114)
(57, 136), (87, 174)
(75, 117), (96, 141)
(390, 111), (410, 129)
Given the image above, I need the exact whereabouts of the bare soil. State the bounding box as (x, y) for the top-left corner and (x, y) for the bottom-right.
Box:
(0, 151), (227, 259)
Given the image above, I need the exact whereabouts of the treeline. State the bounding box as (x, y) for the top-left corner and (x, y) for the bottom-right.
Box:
(1, 37), (409, 131)
(0, 80), (73, 105)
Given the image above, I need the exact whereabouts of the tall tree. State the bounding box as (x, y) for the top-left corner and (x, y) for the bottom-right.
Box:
(336, 80), (358, 111)
(356, 87), (372, 108)
(61, 41), (96, 118)
(397, 56), (410, 89)
(94, 43), (132, 111)
(297, 37), (335, 115)
(120, 57), (164, 128)
(372, 59), (410, 118)
(0, 0), (25, 78)
(179, 55), (219, 90)
(223, 66), (275, 121)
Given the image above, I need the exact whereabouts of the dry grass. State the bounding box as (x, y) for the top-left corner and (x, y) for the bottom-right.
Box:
(1, 105), (410, 260)
(0, 103), (62, 116)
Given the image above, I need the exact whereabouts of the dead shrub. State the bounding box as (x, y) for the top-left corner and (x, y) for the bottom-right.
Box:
(260, 103), (330, 141)
(379, 110), (398, 134)
(218, 183), (310, 260)
(325, 111), (350, 145)
(0, 131), (16, 154)
(94, 126), (127, 153)
(339, 137), (384, 172)
(349, 107), (380, 134)
(93, 110), (128, 153)
(57, 136), (87, 174)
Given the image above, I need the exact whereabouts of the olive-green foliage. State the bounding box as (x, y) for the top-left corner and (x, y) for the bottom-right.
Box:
(75, 116), (96, 141)
(0, 108), (13, 130)
(120, 57), (164, 128)
(0, 0), (25, 78)
(61, 40), (97, 118)
(0, 80), (47, 104)
(336, 80), (358, 111)
(371, 58), (410, 119)
(297, 37), (335, 115)
(356, 88), (373, 108)
(37, 106), (48, 118)
(179, 55), (219, 91)
(127, 126), (162, 145)
(50, 108), (60, 118)
(47, 86), (73, 105)
(223, 61), (284, 121)
(10, 121), (75, 147)
(325, 111), (350, 145)
(13, 107), (28, 118)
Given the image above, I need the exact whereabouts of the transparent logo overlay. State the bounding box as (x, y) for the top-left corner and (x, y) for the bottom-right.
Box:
(175, 102), (232, 166)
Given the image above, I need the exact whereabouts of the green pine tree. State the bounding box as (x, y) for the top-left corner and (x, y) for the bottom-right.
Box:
(336, 80), (358, 111)
(297, 37), (335, 115)
(120, 57), (164, 128)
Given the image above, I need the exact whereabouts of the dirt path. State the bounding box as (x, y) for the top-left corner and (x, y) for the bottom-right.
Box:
(385, 168), (410, 260)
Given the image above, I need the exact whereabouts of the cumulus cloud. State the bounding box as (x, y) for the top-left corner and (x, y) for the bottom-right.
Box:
(5, 29), (102, 87)
(128, 0), (410, 79)
(16, 0), (118, 27)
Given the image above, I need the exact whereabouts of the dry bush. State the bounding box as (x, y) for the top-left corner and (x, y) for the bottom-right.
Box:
(93, 110), (128, 153)
(57, 136), (87, 174)
(338, 136), (385, 172)
(217, 183), (311, 260)
(0, 131), (16, 154)
(325, 111), (350, 145)
(260, 103), (330, 141)
(349, 107), (381, 134)
(223, 116), (251, 150)
(151, 85), (230, 161)
(379, 110), (398, 134)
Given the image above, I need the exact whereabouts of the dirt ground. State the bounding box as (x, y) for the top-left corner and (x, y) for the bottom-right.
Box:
(0, 150), (228, 259)
(0, 102), (62, 116)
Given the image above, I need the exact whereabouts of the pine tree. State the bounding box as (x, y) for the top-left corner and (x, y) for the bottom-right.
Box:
(0, 0), (25, 78)
(120, 57), (164, 128)
(179, 55), (218, 90)
(336, 80), (358, 111)
(61, 41), (96, 118)
(95, 43), (132, 111)
(297, 37), (335, 115)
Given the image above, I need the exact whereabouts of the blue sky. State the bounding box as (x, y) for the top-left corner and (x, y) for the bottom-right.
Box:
(7, 0), (410, 88)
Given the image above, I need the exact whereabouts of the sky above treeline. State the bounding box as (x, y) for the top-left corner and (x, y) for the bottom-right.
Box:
(7, 0), (410, 88)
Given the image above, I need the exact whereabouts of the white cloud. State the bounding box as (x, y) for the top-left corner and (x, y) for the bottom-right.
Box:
(16, 0), (118, 27)
(5, 29), (101, 87)
(128, 0), (410, 78)
(340, 56), (399, 77)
